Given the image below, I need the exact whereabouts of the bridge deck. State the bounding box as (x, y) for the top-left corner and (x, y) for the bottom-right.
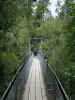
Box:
(22, 56), (48, 100)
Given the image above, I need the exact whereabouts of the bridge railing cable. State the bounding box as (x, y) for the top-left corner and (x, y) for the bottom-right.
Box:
(42, 56), (69, 100)
(1, 54), (31, 100)
(48, 64), (69, 100)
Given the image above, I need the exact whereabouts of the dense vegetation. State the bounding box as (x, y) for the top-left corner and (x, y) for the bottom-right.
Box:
(0, 0), (75, 100)
(35, 0), (75, 99)
(0, 0), (31, 96)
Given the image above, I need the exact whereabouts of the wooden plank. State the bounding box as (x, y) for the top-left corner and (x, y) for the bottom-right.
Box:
(38, 59), (48, 100)
(36, 58), (42, 100)
(22, 56), (48, 100)
(29, 59), (36, 100)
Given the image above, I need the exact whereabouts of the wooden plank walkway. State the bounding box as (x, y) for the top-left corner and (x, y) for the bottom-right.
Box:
(22, 56), (48, 100)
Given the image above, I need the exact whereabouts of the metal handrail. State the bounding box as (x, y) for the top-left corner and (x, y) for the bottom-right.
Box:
(48, 64), (69, 100)
(1, 53), (70, 100)
(1, 54), (30, 100)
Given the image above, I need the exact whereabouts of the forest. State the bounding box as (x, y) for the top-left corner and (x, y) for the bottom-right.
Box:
(0, 0), (75, 100)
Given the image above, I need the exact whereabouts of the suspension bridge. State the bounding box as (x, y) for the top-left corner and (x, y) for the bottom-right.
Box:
(1, 53), (69, 100)
(1, 37), (69, 100)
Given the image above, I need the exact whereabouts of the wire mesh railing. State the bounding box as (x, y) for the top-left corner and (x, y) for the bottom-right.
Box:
(42, 57), (69, 100)
(1, 53), (69, 100)
(1, 54), (33, 100)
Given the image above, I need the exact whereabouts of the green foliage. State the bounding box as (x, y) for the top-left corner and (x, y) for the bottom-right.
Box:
(0, 0), (75, 99)
(36, 10), (75, 99)
(0, 0), (17, 30)
(33, 0), (49, 27)
(0, 0), (30, 97)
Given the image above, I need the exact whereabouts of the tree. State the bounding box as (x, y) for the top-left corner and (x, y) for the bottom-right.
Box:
(33, 0), (49, 27)
(59, 0), (75, 99)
